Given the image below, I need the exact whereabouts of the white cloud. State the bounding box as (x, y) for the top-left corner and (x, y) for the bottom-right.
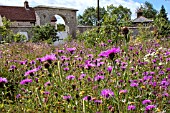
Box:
(168, 14), (170, 20)
(0, 0), (141, 20)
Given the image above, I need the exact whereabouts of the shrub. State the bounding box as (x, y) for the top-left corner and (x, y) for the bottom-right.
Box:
(31, 23), (58, 44)
(0, 17), (27, 43)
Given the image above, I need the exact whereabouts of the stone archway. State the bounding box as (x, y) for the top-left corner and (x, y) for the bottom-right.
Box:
(34, 6), (78, 38)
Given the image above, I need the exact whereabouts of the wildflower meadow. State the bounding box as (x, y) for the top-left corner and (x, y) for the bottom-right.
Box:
(0, 37), (169, 113)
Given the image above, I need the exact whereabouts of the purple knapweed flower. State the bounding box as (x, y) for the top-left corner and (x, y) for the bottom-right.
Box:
(24, 66), (41, 76)
(166, 58), (170, 62)
(63, 67), (69, 71)
(44, 81), (51, 87)
(142, 99), (152, 105)
(66, 47), (76, 54)
(129, 46), (134, 51)
(145, 105), (156, 111)
(166, 68), (170, 72)
(97, 62), (105, 67)
(143, 71), (149, 76)
(107, 66), (112, 73)
(20, 78), (32, 85)
(83, 96), (92, 101)
(84, 62), (96, 69)
(130, 83), (139, 87)
(10, 65), (16, 70)
(149, 81), (157, 87)
(163, 92), (169, 97)
(87, 54), (93, 58)
(128, 105), (136, 110)
(94, 100), (102, 104)
(16, 94), (21, 99)
(20, 60), (27, 65)
(35, 78), (38, 83)
(165, 51), (170, 56)
(66, 75), (75, 80)
(43, 91), (50, 95)
(0, 77), (8, 83)
(94, 75), (104, 81)
(79, 73), (86, 80)
(130, 67), (135, 73)
(63, 95), (72, 100)
(99, 51), (108, 57)
(76, 57), (83, 61)
(159, 70), (165, 75)
(150, 71), (155, 75)
(121, 66), (127, 71)
(160, 80), (169, 86)
(40, 54), (56, 62)
(108, 39), (112, 43)
(30, 60), (36, 65)
(99, 47), (120, 59)
(119, 89), (128, 94)
(58, 50), (64, 53)
(101, 89), (114, 98)
(143, 76), (153, 81)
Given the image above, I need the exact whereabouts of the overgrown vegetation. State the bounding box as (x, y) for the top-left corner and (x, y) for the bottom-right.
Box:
(0, 2), (170, 112)
(0, 36), (170, 113)
(31, 23), (58, 44)
(0, 17), (26, 43)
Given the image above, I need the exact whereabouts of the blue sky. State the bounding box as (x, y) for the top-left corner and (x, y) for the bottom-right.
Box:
(0, 0), (170, 23)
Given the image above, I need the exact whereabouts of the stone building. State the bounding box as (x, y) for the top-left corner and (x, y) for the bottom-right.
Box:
(0, 1), (78, 39)
(129, 9), (154, 37)
(132, 9), (153, 27)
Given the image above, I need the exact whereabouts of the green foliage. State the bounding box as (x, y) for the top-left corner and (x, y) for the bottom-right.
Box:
(0, 17), (13, 43)
(139, 1), (157, 19)
(0, 17), (26, 43)
(31, 23), (58, 44)
(13, 34), (27, 42)
(154, 5), (170, 38)
(154, 17), (170, 38)
(57, 23), (65, 31)
(136, 23), (154, 41)
(77, 5), (131, 47)
(106, 5), (132, 26)
(78, 7), (107, 26)
(102, 4), (132, 38)
(157, 5), (168, 21)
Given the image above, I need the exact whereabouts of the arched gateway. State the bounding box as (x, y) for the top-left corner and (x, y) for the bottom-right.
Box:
(34, 6), (78, 38)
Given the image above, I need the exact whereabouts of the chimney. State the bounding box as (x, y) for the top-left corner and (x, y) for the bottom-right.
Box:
(137, 9), (143, 18)
(24, 1), (29, 9)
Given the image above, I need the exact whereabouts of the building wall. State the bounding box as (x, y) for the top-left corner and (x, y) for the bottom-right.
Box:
(10, 27), (33, 39)
(34, 7), (77, 38)
(0, 15), (3, 26)
(11, 21), (35, 27)
(77, 26), (95, 33)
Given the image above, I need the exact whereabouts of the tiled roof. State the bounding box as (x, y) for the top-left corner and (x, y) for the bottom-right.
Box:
(0, 6), (36, 22)
(132, 16), (153, 23)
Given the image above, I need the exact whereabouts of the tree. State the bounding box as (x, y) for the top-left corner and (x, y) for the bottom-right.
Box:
(138, 1), (157, 19)
(0, 17), (13, 41)
(57, 24), (65, 31)
(157, 5), (168, 21)
(106, 5), (132, 26)
(0, 17), (26, 43)
(154, 5), (170, 38)
(31, 23), (58, 44)
(101, 5), (132, 42)
(78, 7), (107, 26)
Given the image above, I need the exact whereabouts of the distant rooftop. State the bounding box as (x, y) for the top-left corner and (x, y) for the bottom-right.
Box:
(34, 5), (78, 11)
(0, 1), (36, 22)
(132, 16), (153, 23)
(0, 6), (36, 22)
